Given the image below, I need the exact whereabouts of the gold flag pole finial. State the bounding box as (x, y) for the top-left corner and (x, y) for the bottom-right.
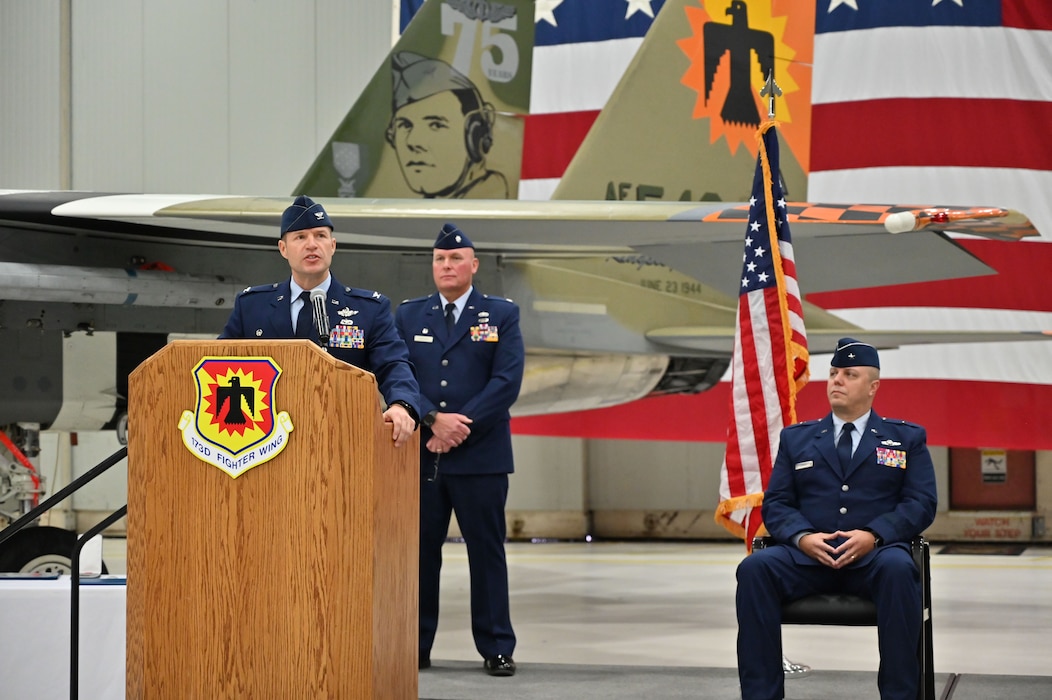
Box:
(760, 70), (782, 120)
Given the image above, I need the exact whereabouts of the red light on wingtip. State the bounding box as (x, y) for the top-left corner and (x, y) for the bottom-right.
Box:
(930, 211), (950, 223)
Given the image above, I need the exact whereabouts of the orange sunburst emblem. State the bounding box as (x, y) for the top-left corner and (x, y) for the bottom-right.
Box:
(677, 0), (813, 165)
(178, 356), (294, 478)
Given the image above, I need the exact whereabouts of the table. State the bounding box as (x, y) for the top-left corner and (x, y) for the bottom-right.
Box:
(0, 577), (125, 699)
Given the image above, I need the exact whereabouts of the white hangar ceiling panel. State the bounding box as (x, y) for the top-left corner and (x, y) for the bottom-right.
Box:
(72, 0), (145, 191)
(1, 1), (64, 189)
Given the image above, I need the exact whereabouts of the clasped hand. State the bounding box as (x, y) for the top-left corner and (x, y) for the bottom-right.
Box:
(799, 529), (879, 569)
(426, 412), (472, 455)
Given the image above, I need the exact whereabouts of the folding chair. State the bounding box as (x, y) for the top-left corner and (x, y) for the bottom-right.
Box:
(751, 535), (935, 700)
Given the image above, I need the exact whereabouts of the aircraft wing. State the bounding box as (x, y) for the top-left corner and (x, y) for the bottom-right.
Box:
(5, 191), (1038, 298)
(647, 327), (1051, 355)
(2, 190), (1045, 427)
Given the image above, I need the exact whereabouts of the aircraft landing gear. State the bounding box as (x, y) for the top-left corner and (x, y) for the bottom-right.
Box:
(0, 525), (77, 574)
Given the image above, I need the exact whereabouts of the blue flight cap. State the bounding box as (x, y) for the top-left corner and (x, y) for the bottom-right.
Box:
(280, 195), (333, 238)
(831, 337), (880, 370)
(434, 222), (474, 250)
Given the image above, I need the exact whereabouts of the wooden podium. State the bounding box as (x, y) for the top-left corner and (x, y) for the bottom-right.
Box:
(126, 339), (418, 698)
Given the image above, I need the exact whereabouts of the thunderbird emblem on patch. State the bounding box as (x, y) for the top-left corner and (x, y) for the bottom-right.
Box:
(178, 356), (294, 478)
(876, 447), (907, 469)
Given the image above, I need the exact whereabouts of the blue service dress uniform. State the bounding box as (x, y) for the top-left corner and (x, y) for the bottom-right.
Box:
(219, 277), (420, 414)
(394, 288), (525, 661)
(736, 410), (937, 700)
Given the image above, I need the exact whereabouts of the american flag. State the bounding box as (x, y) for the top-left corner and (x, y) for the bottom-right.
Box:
(404, 0), (1052, 450)
(523, 0), (663, 199)
(713, 121), (809, 545)
(804, 1), (1052, 446)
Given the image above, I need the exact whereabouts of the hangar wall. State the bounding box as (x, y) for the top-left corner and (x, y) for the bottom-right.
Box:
(1, 2), (67, 189)
(1, 0), (395, 195)
(504, 437), (1052, 545)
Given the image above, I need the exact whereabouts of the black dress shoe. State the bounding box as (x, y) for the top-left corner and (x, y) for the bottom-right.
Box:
(419, 653), (431, 670)
(483, 655), (516, 677)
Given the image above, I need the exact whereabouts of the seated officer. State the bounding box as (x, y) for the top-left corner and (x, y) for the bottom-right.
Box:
(736, 338), (937, 700)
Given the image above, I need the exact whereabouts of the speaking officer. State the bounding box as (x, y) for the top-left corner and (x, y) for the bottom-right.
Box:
(394, 223), (524, 677)
(735, 338), (937, 700)
(219, 195), (420, 446)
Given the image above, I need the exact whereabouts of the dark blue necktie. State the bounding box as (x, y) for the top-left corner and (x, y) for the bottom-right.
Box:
(837, 422), (855, 469)
(295, 290), (313, 339)
(444, 302), (456, 333)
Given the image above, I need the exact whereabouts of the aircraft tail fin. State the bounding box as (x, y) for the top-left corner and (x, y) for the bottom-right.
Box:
(552, 0), (813, 203)
(295, 0), (534, 200)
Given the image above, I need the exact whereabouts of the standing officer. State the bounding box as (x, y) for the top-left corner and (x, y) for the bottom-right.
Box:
(394, 222), (524, 676)
(219, 195), (420, 445)
(736, 338), (937, 700)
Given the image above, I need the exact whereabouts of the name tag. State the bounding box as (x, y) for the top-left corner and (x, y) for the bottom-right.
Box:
(794, 461), (814, 470)
(414, 335), (434, 343)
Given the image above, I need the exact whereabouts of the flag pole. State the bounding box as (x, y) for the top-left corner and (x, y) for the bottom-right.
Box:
(744, 69), (814, 681)
(713, 72), (808, 549)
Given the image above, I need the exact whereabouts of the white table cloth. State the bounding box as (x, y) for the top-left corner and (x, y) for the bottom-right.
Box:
(0, 577), (125, 699)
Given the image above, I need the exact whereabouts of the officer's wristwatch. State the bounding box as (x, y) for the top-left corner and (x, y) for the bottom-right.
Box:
(422, 410), (438, 428)
(389, 400), (419, 428)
